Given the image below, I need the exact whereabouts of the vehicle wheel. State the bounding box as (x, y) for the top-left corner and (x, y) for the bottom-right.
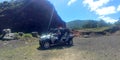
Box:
(41, 41), (50, 49)
(67, 39), (73, 46)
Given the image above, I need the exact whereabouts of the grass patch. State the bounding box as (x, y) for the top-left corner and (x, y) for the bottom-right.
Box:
(0, 40), (39, 60)
(22, 33), (33, 38)
(80, 27), (110, 32)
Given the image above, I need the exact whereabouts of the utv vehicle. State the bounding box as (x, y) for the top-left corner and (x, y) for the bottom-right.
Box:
(39, 28), (74, 49)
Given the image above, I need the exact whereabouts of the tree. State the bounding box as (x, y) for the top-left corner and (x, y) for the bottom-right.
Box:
(97, 19), (108, 27)
(115, 18), (120, 26)
(82, 20), (98, 28)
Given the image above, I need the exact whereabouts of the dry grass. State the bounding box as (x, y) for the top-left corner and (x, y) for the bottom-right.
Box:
(80, 27), (110, 32)
(0, 35), (120, 60)
(0, 43), (94, 60)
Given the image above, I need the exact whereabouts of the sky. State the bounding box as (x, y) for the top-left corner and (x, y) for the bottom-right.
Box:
(0, 0), (10, 2)
(0, 0), (120, 23)
(48, 0), (120, 23)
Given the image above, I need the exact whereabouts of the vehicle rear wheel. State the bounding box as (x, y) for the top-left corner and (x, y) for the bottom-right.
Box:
(41, 41), (50, 49)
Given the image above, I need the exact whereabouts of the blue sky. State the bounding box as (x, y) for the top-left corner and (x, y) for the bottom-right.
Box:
(0, 0), (120, 23)
(48, 0), (120, 23)
(0, 0), (10, 2)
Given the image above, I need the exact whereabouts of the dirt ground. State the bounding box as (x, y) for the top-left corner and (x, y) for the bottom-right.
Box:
(0, 35), (120, 60)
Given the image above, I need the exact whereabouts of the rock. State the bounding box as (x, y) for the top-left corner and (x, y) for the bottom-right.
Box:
(31, 32), (39, 38)
(0, 0), (66, 34)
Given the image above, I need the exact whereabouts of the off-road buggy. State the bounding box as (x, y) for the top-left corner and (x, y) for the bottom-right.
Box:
(39, 28), (74, 49)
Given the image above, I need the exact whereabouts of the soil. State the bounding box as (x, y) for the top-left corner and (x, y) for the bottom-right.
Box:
(0, 35), (120, 60)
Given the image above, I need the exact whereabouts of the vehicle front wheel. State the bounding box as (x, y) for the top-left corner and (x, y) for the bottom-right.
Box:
(41, 41), (50, 49)
(67, 39), (73, 46)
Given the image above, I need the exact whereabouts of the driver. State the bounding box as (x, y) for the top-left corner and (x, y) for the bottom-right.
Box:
(57, 27), (65, 41)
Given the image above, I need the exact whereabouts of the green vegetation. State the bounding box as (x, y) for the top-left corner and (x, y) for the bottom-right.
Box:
(67, 20), (88, 29)
(13, 33), (33, 39)
(80, 27), (111, 32)
(115, 19), (120, 26)
(22, 34), (33, 38)
(11, 33), (38, 41)
(67, 20), (113, 31)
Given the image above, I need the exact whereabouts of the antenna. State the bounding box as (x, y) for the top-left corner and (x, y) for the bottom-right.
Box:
(47, 7), (55, 31)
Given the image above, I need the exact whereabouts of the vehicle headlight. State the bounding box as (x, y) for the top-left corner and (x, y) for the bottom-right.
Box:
(40, 35), (46, 39)
(40, 35), (51, 39)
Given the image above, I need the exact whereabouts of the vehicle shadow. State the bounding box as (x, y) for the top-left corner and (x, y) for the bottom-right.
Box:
(37, 44), (73, 50)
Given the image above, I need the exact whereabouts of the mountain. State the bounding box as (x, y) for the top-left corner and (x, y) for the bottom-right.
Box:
(0, 0), (66, 33)
(67, 20), (88, 29)
(67, 20), (112, 30)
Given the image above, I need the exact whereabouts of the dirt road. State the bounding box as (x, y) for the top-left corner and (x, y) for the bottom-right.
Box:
(0, 35), (120, 60)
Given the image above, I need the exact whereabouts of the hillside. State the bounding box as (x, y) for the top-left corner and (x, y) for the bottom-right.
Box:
(67, 20), (112, 30)
(0, 0), (66, 33)
(67, 20), (88, 29)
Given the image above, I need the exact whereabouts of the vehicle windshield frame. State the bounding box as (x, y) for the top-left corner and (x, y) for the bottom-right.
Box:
(49, 29), (58, 33)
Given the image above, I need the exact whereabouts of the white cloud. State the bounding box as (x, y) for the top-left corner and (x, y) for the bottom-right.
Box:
(83, 0), (115, 15)
(99, 16), (118, 23)
(117, 5), (120, 11)
(67, 0), (77, 6)
(83, 0), (110, 11)
(96, 6), (116, 16)
(83, 0), (118, 23)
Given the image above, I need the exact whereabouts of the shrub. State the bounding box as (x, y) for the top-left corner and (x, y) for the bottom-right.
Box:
(22, 34), (33, 38)
(14, 33), (21, 39)
(18, 32), (24, 36)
